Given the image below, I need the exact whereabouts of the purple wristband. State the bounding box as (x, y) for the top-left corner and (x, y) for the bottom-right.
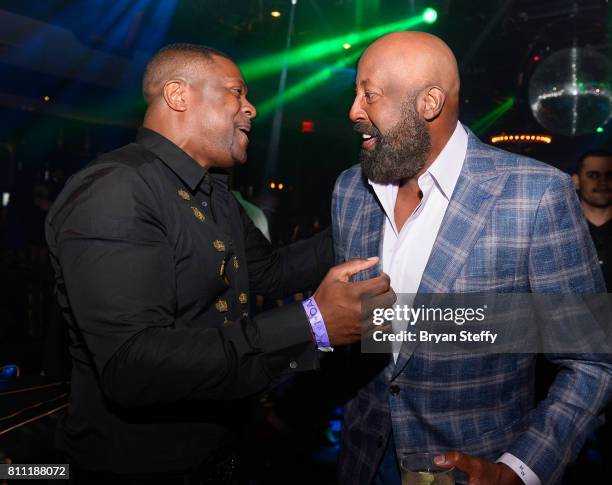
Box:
(302, 297), (333, 352)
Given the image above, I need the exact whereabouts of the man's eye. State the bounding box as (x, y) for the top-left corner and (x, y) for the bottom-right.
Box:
(232, 88), (243, 96)
(364, 92), (378, 102)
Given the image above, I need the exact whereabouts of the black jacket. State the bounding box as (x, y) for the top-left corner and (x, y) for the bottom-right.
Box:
(45, 128), (333, 473)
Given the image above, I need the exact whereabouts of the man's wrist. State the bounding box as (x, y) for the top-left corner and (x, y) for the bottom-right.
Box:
(497, 463), (524, 485)
(497, 453), (541, 485)
(302, 297), (333, 352)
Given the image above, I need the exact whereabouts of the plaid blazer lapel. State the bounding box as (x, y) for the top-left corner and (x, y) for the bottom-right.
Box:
(392, 133), (509, 379)
(351, 180), (385, 282)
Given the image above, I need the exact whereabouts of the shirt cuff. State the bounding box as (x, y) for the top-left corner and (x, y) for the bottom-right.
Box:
(302, 297), (333, 352)
(497, 453), (541, 485)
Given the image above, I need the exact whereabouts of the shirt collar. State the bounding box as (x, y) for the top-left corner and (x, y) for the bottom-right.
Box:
(426, 121), (468, 200)
(368, 121), (467, 201)
(136, 127), (228, 194)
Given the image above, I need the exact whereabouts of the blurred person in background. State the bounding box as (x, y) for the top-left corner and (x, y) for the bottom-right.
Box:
(573, 149), (611, 289)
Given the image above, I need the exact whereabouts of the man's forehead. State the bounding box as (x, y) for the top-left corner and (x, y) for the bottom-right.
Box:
(202, 56), (246, 84)
(356, 53), (384, 77)
(356, 51), (410, 87)
(209, 55), (239, 71)
(354, 61), (387, 86)
(355, 67), (406, 93)
(583, 155), (612, 168)
(356, 78), (372, 87)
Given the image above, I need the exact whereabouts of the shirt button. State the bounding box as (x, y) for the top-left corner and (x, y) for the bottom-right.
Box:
(389, 385), (400, 395)
(201, 201), (208, 207)
(289, 361), (298, 369)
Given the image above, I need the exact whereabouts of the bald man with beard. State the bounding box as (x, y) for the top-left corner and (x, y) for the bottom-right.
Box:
(332, 32), (611, 484)
(45, 43), (392, 484)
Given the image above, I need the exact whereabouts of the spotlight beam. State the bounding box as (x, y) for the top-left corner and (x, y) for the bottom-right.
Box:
(471, 98), (515, 135)
(256, 50), (363, 119)
(460, 0), (514, 70)
(242, 10), (431, 81)
(265, 0), (299, 179)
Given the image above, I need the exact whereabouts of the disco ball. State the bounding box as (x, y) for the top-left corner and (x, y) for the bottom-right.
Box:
(528, 47), (612, 136)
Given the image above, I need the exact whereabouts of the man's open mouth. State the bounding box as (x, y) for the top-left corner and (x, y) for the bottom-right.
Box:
(236, 124), (251, 142)
(361, 133), (377, 151)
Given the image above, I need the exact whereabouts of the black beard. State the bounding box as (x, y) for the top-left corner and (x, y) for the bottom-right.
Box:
(358, 96), (431, 184)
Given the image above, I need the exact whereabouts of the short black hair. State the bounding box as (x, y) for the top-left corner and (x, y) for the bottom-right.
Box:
(142, 43), (233, 103)
(575, 149), (612, 174)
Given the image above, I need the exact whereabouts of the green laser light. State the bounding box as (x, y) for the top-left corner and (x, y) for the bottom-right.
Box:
(596, 127), (604, 133)
(241, 13), (427, 81)
(422, 7), (438, 24)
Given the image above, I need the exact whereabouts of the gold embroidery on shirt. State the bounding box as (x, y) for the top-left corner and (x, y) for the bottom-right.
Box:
(215, 300), (228, 312)
(191, 206), (205, 222)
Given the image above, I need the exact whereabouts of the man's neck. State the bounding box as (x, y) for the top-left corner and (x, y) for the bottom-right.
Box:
(581, 202), (612, 227)
(142, 114), (211, 169)
(392, 124), (457, 232)
(394, 178), (422, 232)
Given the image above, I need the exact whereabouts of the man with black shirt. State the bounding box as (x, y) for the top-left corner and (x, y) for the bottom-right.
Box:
(46, 44), (392, 484)
(572, 149), (612, 482)
(573, 150), (612, 289)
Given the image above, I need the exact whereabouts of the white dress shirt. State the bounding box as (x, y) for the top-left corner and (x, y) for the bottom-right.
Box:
(368, 121), (540, 485)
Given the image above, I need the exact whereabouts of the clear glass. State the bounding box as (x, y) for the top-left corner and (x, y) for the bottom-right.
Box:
(400, 453), (455, 485)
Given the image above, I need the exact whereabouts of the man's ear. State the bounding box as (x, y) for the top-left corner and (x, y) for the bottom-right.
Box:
(572, 173), (580, 191)
(163, 80), (187, 112)
(421, 86), (446, 121)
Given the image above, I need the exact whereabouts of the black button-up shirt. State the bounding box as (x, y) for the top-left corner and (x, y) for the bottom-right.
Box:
(46, 128), (333, 473)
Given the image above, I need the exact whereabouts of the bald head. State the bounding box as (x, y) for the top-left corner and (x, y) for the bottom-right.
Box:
(142, 43), (232, 104)
(360, 31), (460, 112)
(350, 32), (461, 183)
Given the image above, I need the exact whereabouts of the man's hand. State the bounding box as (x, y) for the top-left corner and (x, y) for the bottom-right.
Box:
(314, 257), (395, 346)
(434, 452), (522, 485)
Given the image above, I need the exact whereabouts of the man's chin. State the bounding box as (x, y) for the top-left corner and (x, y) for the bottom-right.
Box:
(231, 152), (248, 166)
(360, 160), (421, 184)
(363, 172), (401, 184)
(584, 195), (610, 208)
(361, 162), (396, 184)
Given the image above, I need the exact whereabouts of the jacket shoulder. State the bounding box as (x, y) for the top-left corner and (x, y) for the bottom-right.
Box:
(334, 164), (367, 195)
(473, 139), (569, 182)
(467, 137), (573, 201)
(336, 164), (362, 183)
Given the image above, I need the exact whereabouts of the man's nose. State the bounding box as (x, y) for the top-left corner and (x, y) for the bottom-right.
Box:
(243, 99), (256, 119)
(349, 97), (366, 123)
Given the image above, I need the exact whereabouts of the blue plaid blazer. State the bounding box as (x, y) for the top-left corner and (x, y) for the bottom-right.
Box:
(332, 128), (611, 484)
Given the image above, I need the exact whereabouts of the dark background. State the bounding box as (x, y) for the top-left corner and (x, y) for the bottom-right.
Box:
(0, 0), (610, 230)
(0, 1), (610, 484)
